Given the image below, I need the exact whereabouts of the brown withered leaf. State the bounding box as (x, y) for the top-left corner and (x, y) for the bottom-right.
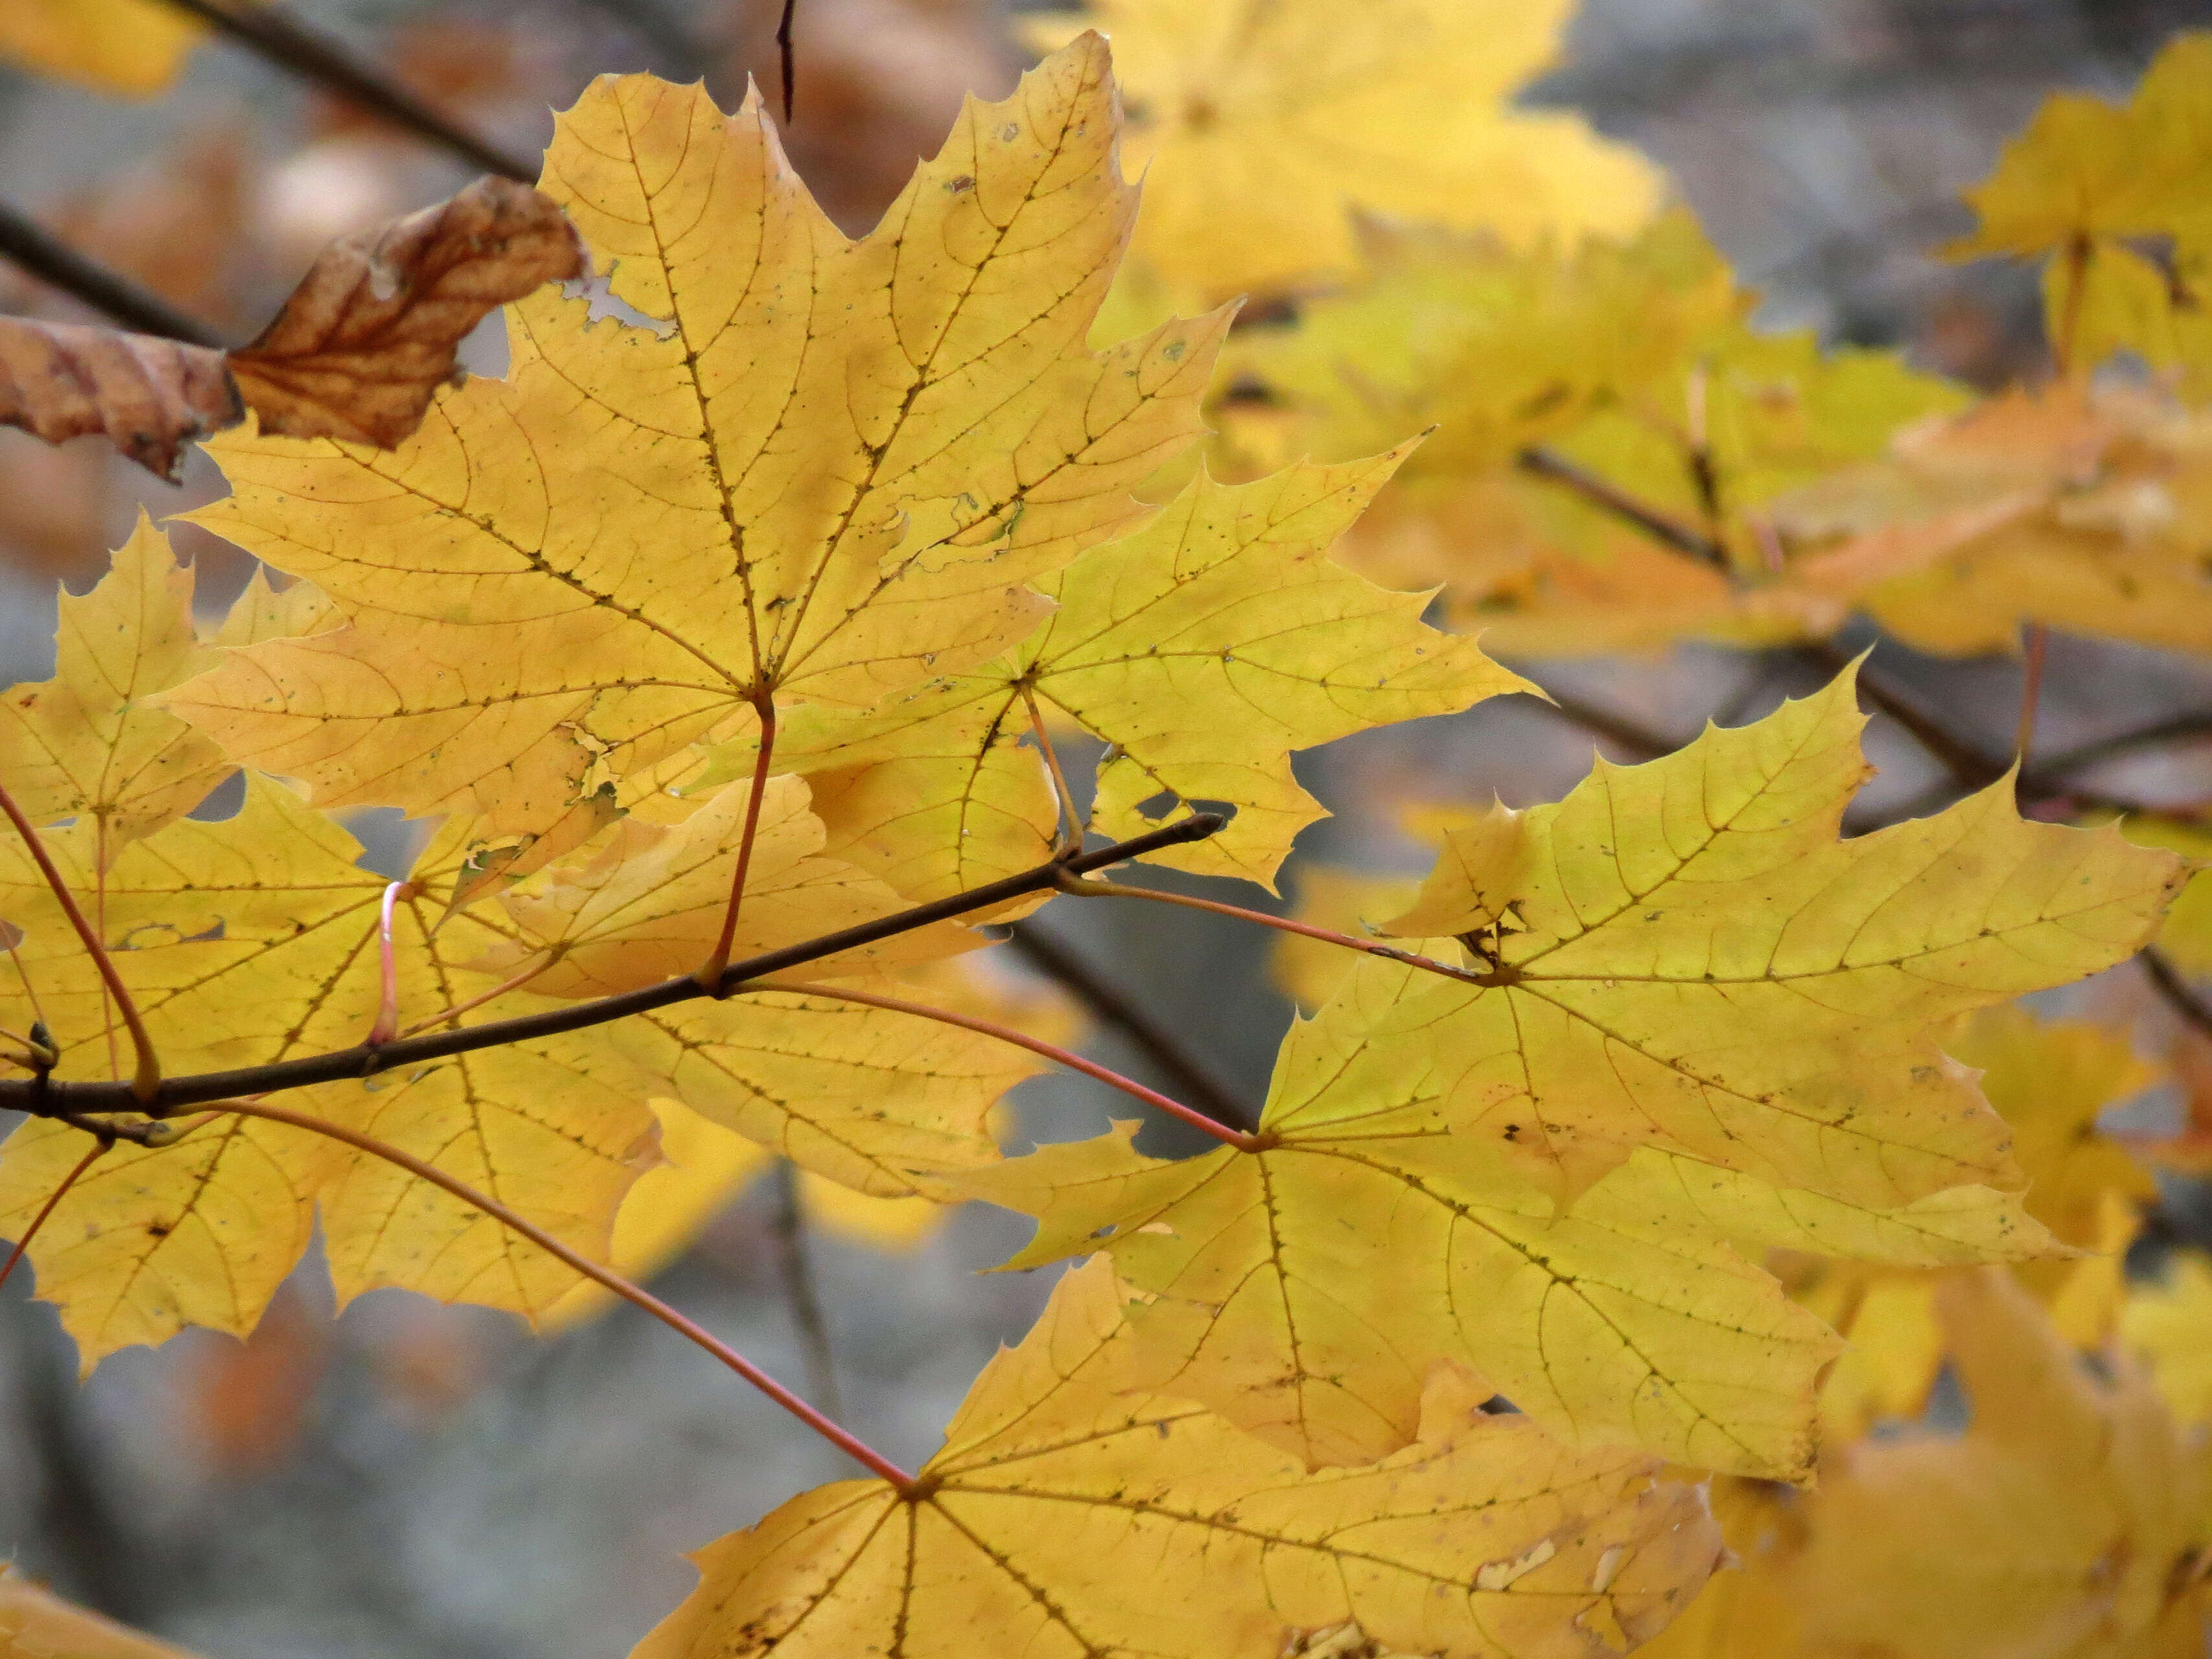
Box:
(226, 174), (585, 445)
(0, 318), (237, 480)
(0, 176), (585, 480)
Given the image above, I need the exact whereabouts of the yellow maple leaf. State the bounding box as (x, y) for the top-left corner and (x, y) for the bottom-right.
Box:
(1370, 669), (2178, 1207)
(0, 0), (202, 95)
(0, 786), (667, 1361)
(631, 1257), (1723, 1659)
(158, 40), (1226, 859)
(959, 673), (2167, 1478)
(0, 516), (237, 859)
(755, 454), (1528, 895)
(961, 1073), (2051, 1481)
(1799, 1270), (2212, 1659)
(1032, 0), (1661, 303)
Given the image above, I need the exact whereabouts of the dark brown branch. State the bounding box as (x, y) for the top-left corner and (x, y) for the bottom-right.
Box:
(2143, 946), (2212, 1043)
(776, 0), (800, 122)
(0, 200), (228, 347)
(2034, 712), (2212, 780)
(1519, 686), (1675, 760)
(1514, 445), (1729, 568)
(2, 816), (1223, 1121)
(156, 0), (537, 183)
(1005, 920), (1257, 1132)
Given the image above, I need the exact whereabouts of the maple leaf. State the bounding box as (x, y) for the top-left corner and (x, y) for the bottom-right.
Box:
(0, 516), (235, 858)
(0, 0), (201, 95)
(631, 1257), (1723, 1659)
(0, 786), (668, 1361)
(1029, 0), (1661, 303)
(960, 674), (2171, 1476)
(961, 1032), (2047, 1481)
(756, 454), (1528, 896)
(159, 40), (1226, 855)
(1353, 671), (2176, 1208)
(1797, 1270), (2212, 1659)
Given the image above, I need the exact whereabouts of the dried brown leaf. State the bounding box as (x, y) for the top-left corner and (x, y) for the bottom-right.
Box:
(0, 316), (237, 480)
(226, 174), (585, 446)
(0, 176), (585, 481)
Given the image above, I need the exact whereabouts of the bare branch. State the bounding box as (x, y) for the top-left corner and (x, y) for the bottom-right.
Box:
(0, 200), (227, 346)
(1515, 445), (1729, 568)
(2144, 946), (2212, 1043)
(156, 0), (537, 182)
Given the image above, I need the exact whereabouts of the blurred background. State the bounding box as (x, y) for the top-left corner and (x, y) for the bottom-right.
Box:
(3, 1), (2212, 1654)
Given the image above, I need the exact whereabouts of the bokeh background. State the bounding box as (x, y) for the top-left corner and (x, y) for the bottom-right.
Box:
(3, 1), (2212, 1653)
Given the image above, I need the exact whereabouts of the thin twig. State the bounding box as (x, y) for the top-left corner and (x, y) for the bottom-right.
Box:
(1003, 920), (1256, 1131)
(1514, 445), (1729, 568)
(1, 816), (1224, 1120)
(217, 1096), (916, 1488)
(1519, 685), (1675, 760)
(776, 0), (800, 122)
(0, 1137), (110, 1294)
(2144, 947), (2212, 1043)
(769, 1160), (840, 1419)
(0, 783), (160, 1103)
(156, 0), (536, 183)
(699, 697), (778, 990)
(0, 200), (229, 345)
(2034, 712), (2212, 780)
(766, 979), (1263, 1152)
(1054, 873), (1489, 992)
